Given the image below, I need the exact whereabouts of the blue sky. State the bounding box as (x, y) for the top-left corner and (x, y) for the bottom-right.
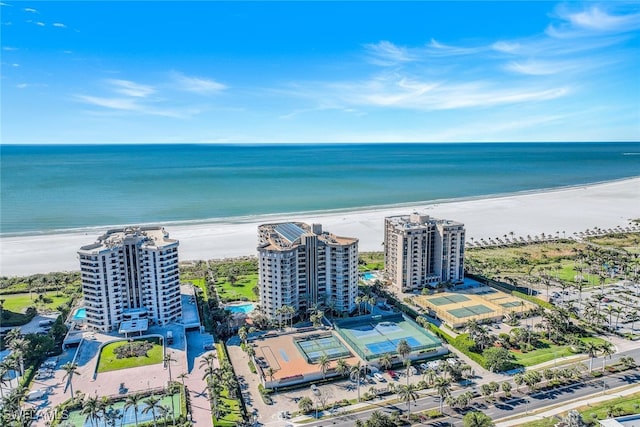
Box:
(2, 1), (639, 143)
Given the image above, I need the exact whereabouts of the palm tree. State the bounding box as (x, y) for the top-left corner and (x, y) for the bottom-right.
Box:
(404, 359), (412, 386)
(583, 342), (600, 373)
(298, 396), (314, 413)
(177, 372), (188, 388)
(0, 363), (9, 399)
(238, 326), (248, 345)
(463, 410), (495, 427)
(199, 352), (217, 370)
(61, 362), (79, 397)
(124, 393), (143, 427)
(350, 361), (363, 401)
(142, 395), (162, 427)
(335, 358), (350, 378)
(163, 352), (176, 383)
(396, 339), (411, 360)
(82, 395), (103, 427)
(318, 354), (330, 379)
(434, 377), (451, 413)
(600, 341), (615, 372)
(379, 353), (393, 371)
(157, 404), (171, 427)
(8, 337), (27, 376)
(397, 383), (419, 415)
(423, 368), (437, 387)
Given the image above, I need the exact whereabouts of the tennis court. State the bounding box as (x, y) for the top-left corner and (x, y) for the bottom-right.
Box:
(447, 304), (494, 319)
(65, 393), (180, 427)
(334, 313), (442, 361)
(295, 334), (352, 363)
(415, 285), (536, 328)
(428, 294), (470, 306)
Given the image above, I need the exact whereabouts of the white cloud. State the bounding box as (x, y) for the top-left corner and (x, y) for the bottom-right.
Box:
(23, 7), (37, 13)
(492, 41), (521, 53)
(503, 59), (589, 76)
(75, 95), (140, 111)
(53, 22), (66, 28)
(171, 72), (226, 94)
(566, 6), (640, 32)
(426, 38), (485, 56)
(364, 41), (415, 65)
(547, 4), (640, 37)
(75, 94), (196, 118)
(3, 46), (18, 51)
(106, 79), (155, 97)
(35, 21), (44, 26)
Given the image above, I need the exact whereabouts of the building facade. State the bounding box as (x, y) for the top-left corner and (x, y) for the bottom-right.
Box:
(257, 222), (359, 319)
(384, 213), (465, 292)
(78, 227), (181, 332)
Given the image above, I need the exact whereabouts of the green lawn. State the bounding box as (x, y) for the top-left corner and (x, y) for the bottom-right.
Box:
(519, 392), (640, 427)
(184, 277), (208, 301)
(65, 393), (182, 426)
(1, 292), (69, 313)
(97, 337), (163, 373)
(512, 344), (575, 367)
(215, 274), (258, 302)
(511, 337), (606, 367)
(214, 391), (243, 426)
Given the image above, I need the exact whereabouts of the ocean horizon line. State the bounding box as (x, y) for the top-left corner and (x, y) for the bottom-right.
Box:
(2, 140), (639, 147)
(2, 175), (637, 240)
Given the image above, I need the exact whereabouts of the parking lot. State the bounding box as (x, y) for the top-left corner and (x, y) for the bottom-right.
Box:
(549, 279), (640, 337)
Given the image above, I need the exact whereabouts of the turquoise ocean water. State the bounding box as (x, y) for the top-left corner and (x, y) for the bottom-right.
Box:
(1, 143), (639, 235)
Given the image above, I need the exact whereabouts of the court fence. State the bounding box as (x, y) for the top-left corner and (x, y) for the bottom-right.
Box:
(334, 313), (442, 362)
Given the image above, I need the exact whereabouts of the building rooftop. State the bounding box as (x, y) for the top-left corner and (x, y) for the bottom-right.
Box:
(599, 414), (640, 427)
(79, 226), (178, 253)
(386, 213), (464, 229)
(258, 222), (357, 251)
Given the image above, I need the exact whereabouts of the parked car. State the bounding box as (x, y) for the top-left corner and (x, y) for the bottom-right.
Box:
(387, 370), (398, 379)
(310, 384), (320, 395)
(373, 372), (385, 382)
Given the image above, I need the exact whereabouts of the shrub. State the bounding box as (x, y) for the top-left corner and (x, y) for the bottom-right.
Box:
(113, 340), (154, 359)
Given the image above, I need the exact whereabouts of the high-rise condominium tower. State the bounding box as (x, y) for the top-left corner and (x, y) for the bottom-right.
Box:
(384, 213), (465, 292)
(257, 222), (359, 319)
(78, 227), (181, 332)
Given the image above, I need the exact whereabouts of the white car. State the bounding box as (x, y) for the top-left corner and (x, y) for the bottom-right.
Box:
(373, 372), (385, 382)
(310, 384), (320, 396)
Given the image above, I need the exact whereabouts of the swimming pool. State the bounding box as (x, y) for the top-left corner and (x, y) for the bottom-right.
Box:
(72, 307), (86, 320)
(226, 303), (255, 314)
(362, 272), (376, 281)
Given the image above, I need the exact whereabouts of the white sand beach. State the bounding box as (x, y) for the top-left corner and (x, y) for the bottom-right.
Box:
(1, 178), (639, 277)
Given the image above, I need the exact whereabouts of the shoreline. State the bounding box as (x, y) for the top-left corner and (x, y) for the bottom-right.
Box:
(1, 177), (639, 276)
(2, 176), (638, 239)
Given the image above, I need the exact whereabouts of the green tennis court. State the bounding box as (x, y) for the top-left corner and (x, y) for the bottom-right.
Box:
(427, 294), (471, 306)
(447, 304), (494, 319)
(500, 301), (524, 308)
(65, 393), (181, 427)
(295, 334), (352, 363)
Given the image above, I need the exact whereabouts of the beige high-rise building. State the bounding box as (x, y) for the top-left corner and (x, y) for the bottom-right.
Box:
(384, 213), (465, 292)
(257, 222), (359, 319)
(78, 226), (181, 332)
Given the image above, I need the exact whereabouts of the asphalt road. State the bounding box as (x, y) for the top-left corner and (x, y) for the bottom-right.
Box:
(299, 348), (640, 427)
